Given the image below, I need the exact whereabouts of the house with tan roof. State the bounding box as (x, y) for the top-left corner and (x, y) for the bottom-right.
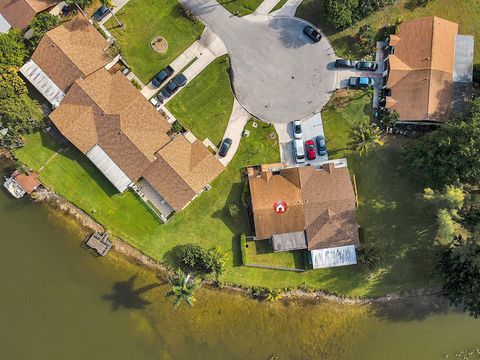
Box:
(383, 16), (474, 123)
(20, 16), (113, 107)
(0, 0), (58, 32)
(247, 160), (359, 269)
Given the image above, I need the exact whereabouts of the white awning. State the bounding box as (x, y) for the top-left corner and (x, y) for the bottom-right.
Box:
(310, 245), (357, 269)
(87, 145), (132, 192)
(20, 59), (65, 107)
(0, 13), (11, 33)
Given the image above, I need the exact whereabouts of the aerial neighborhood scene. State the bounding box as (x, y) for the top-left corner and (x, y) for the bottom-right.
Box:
(1, 0), (479, 358)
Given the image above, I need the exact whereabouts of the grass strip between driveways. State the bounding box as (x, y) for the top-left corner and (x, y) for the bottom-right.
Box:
(166, 55), (234, 147)
(219, 0), (265, 17)
(105, 0), (204, 83)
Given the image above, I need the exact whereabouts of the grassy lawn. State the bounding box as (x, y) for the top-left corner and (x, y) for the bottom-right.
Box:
(270, 0), (288, 13)
(296, 0), (480, 64)
(166, 55), (234, 146)
(105, 0), (204, 83)
(245, 239), (304, 269)
(219, 0), (264, 16)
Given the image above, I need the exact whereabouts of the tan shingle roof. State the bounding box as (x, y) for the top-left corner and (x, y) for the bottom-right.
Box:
(50, 68), (171, 180)
(248, 163), (359, 249)
(386, 17), (458, 122)
(0, 0), (57, 30)
(31, 16), (111, 92)
(156, 135), (224, 193)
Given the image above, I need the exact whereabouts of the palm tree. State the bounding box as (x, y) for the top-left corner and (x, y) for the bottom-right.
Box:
(100, 0), (123, 28)
(167, 270), (200, 307)
(350, 120), (383, 157)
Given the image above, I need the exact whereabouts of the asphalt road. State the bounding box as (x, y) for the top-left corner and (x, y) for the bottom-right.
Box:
(179, 0), (337, 124)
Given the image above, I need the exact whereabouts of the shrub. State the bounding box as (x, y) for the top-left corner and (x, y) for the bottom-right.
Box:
(240, 234), (247, 265)
(358, 243), (381, 270)
(130, 78), (142, 90)
(171, 121), (185, 133)
(28, 13), (59, 46)
(228, 203), (240, 218)
(180, 5), (197, 21)
(176, 243), (227, 277)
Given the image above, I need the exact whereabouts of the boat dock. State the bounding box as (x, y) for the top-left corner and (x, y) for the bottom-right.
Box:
(86, 232), (112, 256)
(3, 171), (41, 199)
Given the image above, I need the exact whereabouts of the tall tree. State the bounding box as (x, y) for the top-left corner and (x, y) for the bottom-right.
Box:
(350, 120), (383, 157)
(167, 271), (200, 307)
(0, 30), (28, 72)
(439, 238), (480, 318)
(28, 13), (59, 46)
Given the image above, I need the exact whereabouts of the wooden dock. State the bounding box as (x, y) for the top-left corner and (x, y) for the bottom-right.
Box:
(86, 232), (112, 256)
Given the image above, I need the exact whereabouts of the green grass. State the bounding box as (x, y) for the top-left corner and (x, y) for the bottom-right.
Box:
(245, 239), (304, 269)
(105, 0), (204, 83)
(16, 91), (439, 297)
(219, 0), (264, 16)
(296, 0), (480, 64)
(270, 0), (288, 13)
(166, 55), (234, 146)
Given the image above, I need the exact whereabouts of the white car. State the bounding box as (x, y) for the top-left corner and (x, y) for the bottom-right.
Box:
(293, 120), (302, 139)
(294, 139), (305, 163)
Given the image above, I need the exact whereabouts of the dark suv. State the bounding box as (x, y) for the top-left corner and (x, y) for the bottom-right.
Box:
(152, 65), (174, 88)
(303, 25), (322, 42)
(355, 61), (378, 71)
(161, 74), (187, 98)
(218, 138), (232, 157)
(335, 59), (354, 68)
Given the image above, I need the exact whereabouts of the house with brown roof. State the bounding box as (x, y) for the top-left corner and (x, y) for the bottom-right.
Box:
(0, 0), (58, 32)
(383, 16), (474, 123)
(20, 16), (112, 107)
(247, 160), (359, 269)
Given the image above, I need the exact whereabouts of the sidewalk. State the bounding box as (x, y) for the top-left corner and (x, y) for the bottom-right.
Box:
(254, 0), (282, 15)
(141, 28), (227, 101)
(217, 99), (250, 167)
(100, 0), (131, 25)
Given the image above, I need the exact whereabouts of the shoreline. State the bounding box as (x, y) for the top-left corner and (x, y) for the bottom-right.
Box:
(34, 186), (442, 305)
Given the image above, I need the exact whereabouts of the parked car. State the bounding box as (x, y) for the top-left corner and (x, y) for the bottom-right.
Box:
(315, 135), (327, 156)
(303, 25), (322, 42)
(294, 139), (305, 163)
(161, 74), (187, 98)
(93, 5), (110, 22)
(355, 61), (378, 71)
(293, 120), (302, 139)
(305, 140), (316, 160)
(349, 77), (375, 89)
(218, 138), (232, 157)
(151, 65), (174, 88)
(335, 59), (354, 68)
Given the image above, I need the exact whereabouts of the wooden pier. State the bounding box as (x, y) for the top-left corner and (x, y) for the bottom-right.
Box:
(86, 232), (112, 256)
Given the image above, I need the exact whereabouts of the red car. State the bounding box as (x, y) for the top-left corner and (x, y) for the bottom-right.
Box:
(305, 140), (316, 160)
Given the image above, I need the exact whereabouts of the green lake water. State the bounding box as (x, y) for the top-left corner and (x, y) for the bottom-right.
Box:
(1, 161), (480, 360)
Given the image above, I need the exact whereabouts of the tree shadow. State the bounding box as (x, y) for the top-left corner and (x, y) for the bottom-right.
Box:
(268, 18), (309, 50)
(102, 274), (160, 311)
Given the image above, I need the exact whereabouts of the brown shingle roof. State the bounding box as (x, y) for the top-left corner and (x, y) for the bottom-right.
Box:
(248, 163), (359, 249)
(0, 0), (57, 31)
(31, 16), (111, 92)
(386, 17), (458, 122)
(50, 68), (171, 180)
(156, 135), (224, 193)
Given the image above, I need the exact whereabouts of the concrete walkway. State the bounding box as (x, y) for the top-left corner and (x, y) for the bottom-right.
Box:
(254, 0), (282, 15)
(217, 99), (250, 166)
(141, 28), (227, 101)
(100, 0), (131, 25)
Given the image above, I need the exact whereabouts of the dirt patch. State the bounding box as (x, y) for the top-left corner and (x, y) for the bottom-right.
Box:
(151, 36), (168, 54)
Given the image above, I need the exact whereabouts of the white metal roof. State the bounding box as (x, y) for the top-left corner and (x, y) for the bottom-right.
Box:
(0, 13), (11, 33)
(310, 245), (357, 269)
(453, 35), (474, 83)
(20, 59), (65, 107)
(87, 145), (132, 192)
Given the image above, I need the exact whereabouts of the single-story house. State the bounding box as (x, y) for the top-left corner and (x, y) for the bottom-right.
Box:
(383, 16), (474, 124)
(0, 0), (58, 32)
(20, 16), (112, 107)
(247, 160), (359, 269)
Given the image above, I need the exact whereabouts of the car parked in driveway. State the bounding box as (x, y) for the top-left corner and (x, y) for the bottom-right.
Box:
(303, 25), (322, 42)
(305, 140), (316, 160)
(293, 120), (302, 139)
(161, 74), (187, 98)
(355, 61), (378, 71)
(335, 59), (354, 68)
(152, 65), (174, 88)
(315, 136), (327, 156)
(349, 76), (375, 89)
(294, 139), (305, 163)
(93, 5), (110, 22)
(218, 138), (232, 157)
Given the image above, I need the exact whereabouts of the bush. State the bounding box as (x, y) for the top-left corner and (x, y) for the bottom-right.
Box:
(240, 234), (247, 265)
(358, 243), (381, 270)
(176, 243), (227, 278)
(228, 203), (240, 218)
(130, 78), (142, 89)
(180, 5), (197, 21)
(171, 121), (185, 133)
(28, 13), (59, 46)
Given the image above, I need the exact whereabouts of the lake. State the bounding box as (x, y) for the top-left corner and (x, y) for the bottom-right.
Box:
(1, 161), (480, 360)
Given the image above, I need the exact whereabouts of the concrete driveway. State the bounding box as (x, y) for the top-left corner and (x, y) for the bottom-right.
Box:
(178, 0), (337, 124)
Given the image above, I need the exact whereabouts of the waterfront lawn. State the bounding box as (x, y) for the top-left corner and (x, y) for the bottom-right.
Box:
(245, 239), (304, 269)
(166, 55), (234, 146)
(296, 0), (480, 64)
(220, 0), (264, 16)
(104, 0), (204, 83)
